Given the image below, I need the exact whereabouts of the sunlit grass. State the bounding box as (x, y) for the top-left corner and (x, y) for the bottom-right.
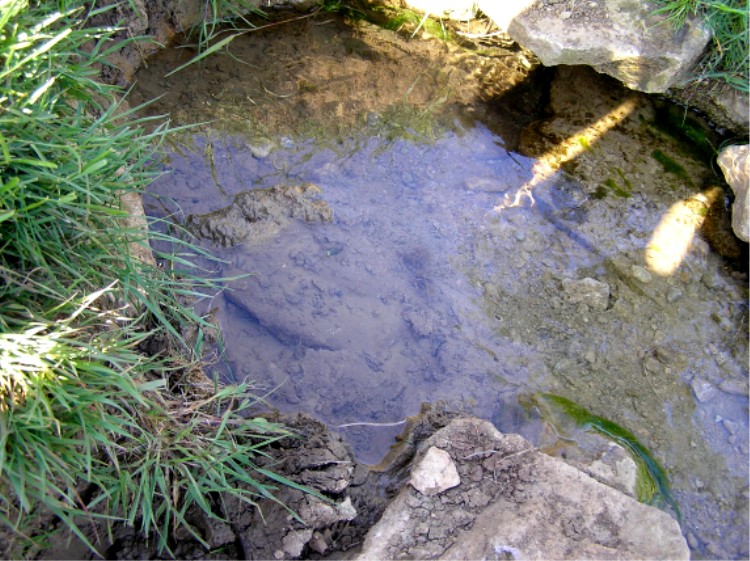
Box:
(654, 0), (749, 92)
(0, 0), (301, 555)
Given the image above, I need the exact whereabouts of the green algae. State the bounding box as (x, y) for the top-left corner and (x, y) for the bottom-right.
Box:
(592, 185), (609, 199)
(602, 176), (632, 198)
(526, 392), (682, 524)
(649, 103), (718, 164)
(652, 149), (694, 187)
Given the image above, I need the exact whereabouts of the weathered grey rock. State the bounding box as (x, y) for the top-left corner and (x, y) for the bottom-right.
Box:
(356, 418), (688, 561)
(719, 377), (750, 397)
(562, 277), (610, 310)
(541, 425), (640, 500)
(717, 144), (749, 242)
(669, 81), (750, 134)
(481, 0), (710, 93)
(409, 446), (461, 496)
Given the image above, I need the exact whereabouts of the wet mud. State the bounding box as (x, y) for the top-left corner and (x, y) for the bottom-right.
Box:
(130, 8), (748, 560)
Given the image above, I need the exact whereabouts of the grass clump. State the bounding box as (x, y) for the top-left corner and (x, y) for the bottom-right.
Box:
(377, 6), (451, 40)
(0, 0), (299, 555)
(653, 0), (749, 92)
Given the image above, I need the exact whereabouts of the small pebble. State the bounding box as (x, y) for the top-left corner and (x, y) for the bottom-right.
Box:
(719, 378), (749, 396)
(249, 137), (273, 159)
(687, 531), (699, 549)
(707, 542), (726, 557)
(366, 112), (381, 127)
(702, 273), (720, 289)
(722, 418), (739, 434)
(666, 287), (683, 303)
(631, 265), (652, 283)
(691, 378), (717, 403)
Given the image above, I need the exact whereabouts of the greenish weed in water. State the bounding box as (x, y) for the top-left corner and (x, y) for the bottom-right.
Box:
(528, 393), (682, 524)
(577, 136), (592, 151)
(650, 104), (717, 164)
(602, 177), (632, 198)
(652, 149), (694, 187)
(614, 167), (634, 191)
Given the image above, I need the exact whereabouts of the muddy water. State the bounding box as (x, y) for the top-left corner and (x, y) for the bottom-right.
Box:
(132, 10), (748, 560)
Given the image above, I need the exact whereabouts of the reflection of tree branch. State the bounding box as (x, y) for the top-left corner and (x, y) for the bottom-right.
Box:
(462, 445), (535, 461)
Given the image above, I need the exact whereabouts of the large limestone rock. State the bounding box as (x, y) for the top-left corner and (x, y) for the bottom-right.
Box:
(356, 418), (688, 560)
(717, 144), (750, 242)
(480, 0), (711, 93)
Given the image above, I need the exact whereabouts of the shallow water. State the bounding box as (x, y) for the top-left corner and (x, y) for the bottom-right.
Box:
(136, 11), (748, 559)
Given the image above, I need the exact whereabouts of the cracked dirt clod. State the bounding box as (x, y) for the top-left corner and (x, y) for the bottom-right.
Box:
(186, 183), (333, 247)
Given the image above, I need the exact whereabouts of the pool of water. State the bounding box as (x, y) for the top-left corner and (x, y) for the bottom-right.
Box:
(135, 10), (748, 559)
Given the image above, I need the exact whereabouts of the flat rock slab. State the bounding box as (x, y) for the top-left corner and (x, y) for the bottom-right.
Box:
(356, 417), (688, 560)
(481, 0), (710, 93)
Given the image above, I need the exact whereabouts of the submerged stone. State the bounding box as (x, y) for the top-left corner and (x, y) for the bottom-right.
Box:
(186, 183), (332, 247)
(562, 277), (610, 310)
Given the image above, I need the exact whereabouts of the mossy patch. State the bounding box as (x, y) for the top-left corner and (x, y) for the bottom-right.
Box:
(648, 102), (718, 164)
(601, 167), (633, 198)
(652, 149), (694, 187)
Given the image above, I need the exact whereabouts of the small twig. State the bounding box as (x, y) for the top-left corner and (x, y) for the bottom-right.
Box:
(641, 350), (664, 402)
(337, 420), (407, 429)
(456, 30), (508, 39)
(462, 446), (535, 461)
(209, 9), (323, 42)
(261, 81), (297, 99)
(411, 11), (431, 38)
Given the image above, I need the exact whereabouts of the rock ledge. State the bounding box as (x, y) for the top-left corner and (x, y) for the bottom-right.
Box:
(356, 417), (688, 560)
